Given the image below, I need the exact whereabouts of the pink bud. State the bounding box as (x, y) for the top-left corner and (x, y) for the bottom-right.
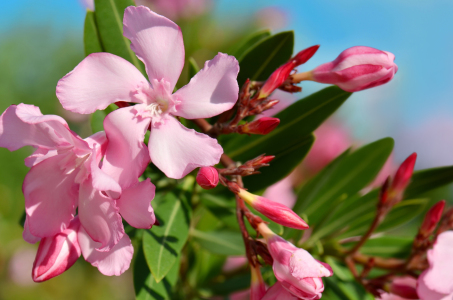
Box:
(420, 200), (445, 237)
(238, 189), (309, 230)
(311, 46), (398, 92)
(391, 153), (417, 194)
(196, 166), (219, 189)
(250, 265), (266, 300)
(262, 282), (298, 300)
(242, 117), (280, 135)
(388, 277), (419, 299)
(258, 224), (333, 299)
(32, 218), (81, 282)
(259, 45), (319, 99)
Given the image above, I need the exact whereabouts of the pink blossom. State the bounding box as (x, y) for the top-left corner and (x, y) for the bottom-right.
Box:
(262, 282), (299, 300)
(258, 224), (333, 299)
(80, 0), (94, 10)
(222, 256), (248, 273)
(135, 0), (211, 21)
(377, 277), (419, 300)
(196, 166), (219, 190)
(57, 6), (239, 180)
(250, 265), (267, 300)
(311, 46), (398, 92)
(417, 231), (453, 300)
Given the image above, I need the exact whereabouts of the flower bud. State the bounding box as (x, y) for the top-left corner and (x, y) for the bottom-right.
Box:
(388, 277), (419, 299)
(237, 188), (309, 230)
(258, 45), (319, 99)
(262, 282), (298, 300)
(250, 265), (266, 300)
(196, 166), (219, 190)
(390, 153), (416, 195)
(420, 200), (445, 237)
(311, 46), (398, 92)
(32, 218), (81, 282)
(241, 117), (280, 135)
(258, 223), (333, 299)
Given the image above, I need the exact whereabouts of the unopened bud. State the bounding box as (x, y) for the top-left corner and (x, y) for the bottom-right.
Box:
(258, 45), (320, 99)
(420, 200), (445, 237)
(391, 153), (417, 195)
(237, 188), (309, 230)
(241, 117), (280, 135)
(379, 176), (390, 204)
(389, 277), (419, 299)
(311, 46), (398, 92)
(250, 264), (266, 300)
(32, 218), (81, 282)
(196, 166), (219, 190)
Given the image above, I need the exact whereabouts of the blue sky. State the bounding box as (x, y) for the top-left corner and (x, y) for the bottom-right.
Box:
(1, 0), (452, 167)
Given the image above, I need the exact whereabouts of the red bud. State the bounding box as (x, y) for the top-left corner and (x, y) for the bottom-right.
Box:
(242, 117), (280, 135)
(391, 153), (417, 193)
(420, 200), (445, 237)
(196, 166), (219, 190)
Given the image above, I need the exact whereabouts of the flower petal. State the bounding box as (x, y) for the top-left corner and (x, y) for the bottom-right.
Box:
(78, 179), (124, 252)
(102, 106), (151, 190)
(289, 249), (332, 279)
(78, 227), (134, 276)
(123, 6), (184, 91)
(0, 104), (73, 151)
(417, 271), (452, 300)
(32, 217), (81, 282)
(23, 217), (41, 244)
(24, 148), (58, 168)
(56, 53), (148, 114)
(174, 53), (239, 119)
(24, 153), (78, 238)
(423, 231), (453, 294)
(149, 117), (223, 179)
(262, 282), (299, 300)
(116, 179), (156, 229)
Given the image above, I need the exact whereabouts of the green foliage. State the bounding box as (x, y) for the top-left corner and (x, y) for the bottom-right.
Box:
(84, 10), (104, 56)
(142, 187), (192, 283)
(93, 0), (146, 74)
(191, 229), (245, 255)
(405, 165), (453, 198)
(229, 29), (272, 60)
(226, 87), (352, 192)
(237, 31), (294, 85)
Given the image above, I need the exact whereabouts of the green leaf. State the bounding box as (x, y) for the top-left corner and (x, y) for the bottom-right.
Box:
(405, 165), (453, 198)
(134, 238), (180, 300)
(340, 198), (428, 240)
(226, 87), (352, 192)
(191, 229), (245, 256)
(84, 10), (104, 56)
(358, 236), (413, 258)
(188, 57), (200, 79)
(237, 31), (294, 85)
(229, 29), (271, 60)
(143, 190), (191, 282)
(94, 0), (145, 74)
(299, 138), (394, 227)
(203, 273), (251, 296)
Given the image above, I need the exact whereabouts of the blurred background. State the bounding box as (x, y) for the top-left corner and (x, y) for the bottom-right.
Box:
(0, 0), (452, 299)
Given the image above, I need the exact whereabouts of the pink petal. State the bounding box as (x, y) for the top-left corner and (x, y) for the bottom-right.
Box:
(123, 6), (184, 91)
(83, 131), (108, 155)
(23, 217), (41, 244)
(423, 231), (453, 294)
(56, 53), (148, 114)
(0, 104), (73, 151)
(32, 218), (81, 282)
(116, 179), (156, 229)
(89, 147), (122, 199)
(173, 53), (239, 119)
(78, 227), (134, 276)
(24, 148), (58, 167)
(78, 179), (124, 252)
(417, 271), (452, 300)
(289, 249), (332, 279)
(149, 116), (223, 179)
(262, 282), (298, 300)
(102, 106), (151, 190)
(24, 153), (79, 238)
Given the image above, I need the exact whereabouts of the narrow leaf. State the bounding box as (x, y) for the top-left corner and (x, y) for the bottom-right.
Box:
(191, 229), (245, 256)
(143, 191), (191, 282)
(84, 10), (104, 56)
(188, 57), (200, 79)
(405, 165), (453, 198)
(229, 29), (271, 60)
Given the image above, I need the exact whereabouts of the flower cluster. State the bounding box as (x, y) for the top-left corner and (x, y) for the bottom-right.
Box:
(1, 2), (410, 299)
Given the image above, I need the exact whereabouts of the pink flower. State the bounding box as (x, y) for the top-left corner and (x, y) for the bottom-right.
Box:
(237, 188), (308, 230)
(57, 6), (239, 180)
(80, 0), (94, 10)
(417, 231), (453, 300)
(377, 277), (419, 300)
(135, 0), (211, 21)
(258, 224), (333, 299)
(196, 166), (219, 190)
(250, 265), (267, 300)
(262, 282), (299, 300)
(311, 46), (398, 92)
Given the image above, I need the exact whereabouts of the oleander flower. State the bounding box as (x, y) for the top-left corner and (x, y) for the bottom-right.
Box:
(57, 5), (239, 181)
